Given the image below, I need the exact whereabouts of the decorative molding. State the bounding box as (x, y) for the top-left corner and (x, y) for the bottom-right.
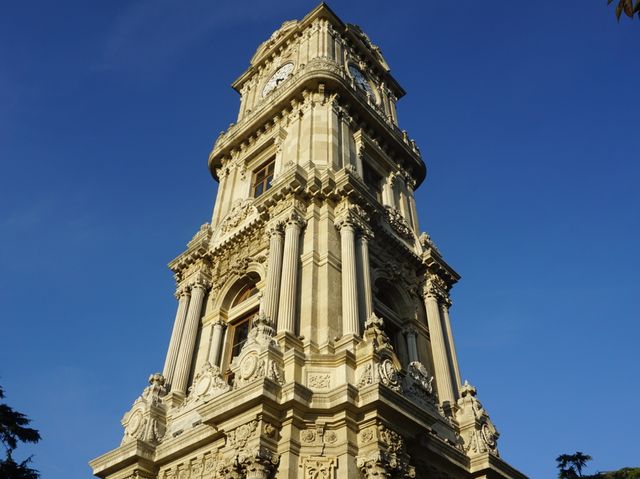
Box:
(184, 362), (230, 405)
(307, 372), (331, 391)
(402, 361), (440, 413)
(227, 419), (259, 450)
(456, 382), (500, 457)
(424, 273), (447, 300)
(362, 314), (393, 354)
(300, 456), (336, 479)
(419, 232), (441, 255)
(121, 374), (167, 446)
(378, 358), (401, 392)
(384, 206), (413, 240)
(230, 313), (284, 389)
(356, 424), (416, 479)
(218, 199), (258, 236)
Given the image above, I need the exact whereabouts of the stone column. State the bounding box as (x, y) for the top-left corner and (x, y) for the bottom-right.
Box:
(172, 276), (209, 395)
(440, 300), (462, 394)
(208, 320), (226, 367)
(356, 230), (374, 321)
(424, 285), (455, 404)
(162, 286), (191, 387)
(263, 224), (285, 322)
(336, 217), (359, 337)
(277, 213), (305, 334)
(404, 327), (419, 363)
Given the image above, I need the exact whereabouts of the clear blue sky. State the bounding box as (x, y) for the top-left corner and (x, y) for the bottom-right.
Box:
(1, 1), (638, 477)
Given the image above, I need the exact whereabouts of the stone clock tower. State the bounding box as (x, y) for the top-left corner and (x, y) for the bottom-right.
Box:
(91, 4), (527, 479)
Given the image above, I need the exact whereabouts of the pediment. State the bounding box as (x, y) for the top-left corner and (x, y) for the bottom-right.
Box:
(250, 20), (299, 66)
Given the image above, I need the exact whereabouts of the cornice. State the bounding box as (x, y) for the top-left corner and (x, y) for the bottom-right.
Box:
(89, 440), (156, 478)
(422, 249), (460, 286)
(232, 3), (403, 98)
(209, 60), (425, 186)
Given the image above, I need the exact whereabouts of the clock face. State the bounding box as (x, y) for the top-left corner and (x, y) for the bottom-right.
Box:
(348, 64), (376, 101)
(262, 63), (294, 98)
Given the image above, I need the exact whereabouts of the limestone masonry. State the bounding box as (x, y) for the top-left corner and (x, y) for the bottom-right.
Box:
(90, 4), (527, 479)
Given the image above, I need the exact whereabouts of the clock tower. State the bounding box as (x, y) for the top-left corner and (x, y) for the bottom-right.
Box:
(90, 4), (527, 479)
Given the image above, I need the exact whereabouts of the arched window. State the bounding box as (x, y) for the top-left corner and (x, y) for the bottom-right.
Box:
(221, 277), (261, 383)
(373, 278), (408, 366)
(232, 283), (258, 307)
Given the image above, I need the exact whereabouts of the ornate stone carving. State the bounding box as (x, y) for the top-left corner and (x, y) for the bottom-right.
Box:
(188, 223), (213, 248)
(357, 363), (374, 388)
(362, 314), (393, 354)
(123, 470), (154, 479)
(403, 361), (435, 405)
(184, 362), (230, 405)
(227, 419), (259, 450)
(121, 373), (167, 445)
(218, 199), (258, 236)
(189, 457), (203, 479)
(300, 429), (316, 444)
(356, 425), (416, 479)
(378, 359), (401, 392)
(334, 201), (370, 232)
(301, 456), (336, 479)
(230, 313), (284, 389)
(307, 372), (331, 390)
(356, 451), (415, 479)
(263, 422), (277, 439)
(359, 426), (376, 445)
(238, 448), (280, 479)
(358, 314), (404, 393)
(419, 232), (441, 255)
(425, 274), (448, 302)
(305, 56), (344, 77)
(384, 206), (413, 240)
(455, 382), (500, 457)
(323, 431), (337, 444)
(246, 312), (278, 350)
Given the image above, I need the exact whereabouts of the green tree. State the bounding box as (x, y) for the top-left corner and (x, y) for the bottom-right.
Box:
(0, 385), (41, 479)
(556, 452), (593, 478)
(608, 0), (640, 21)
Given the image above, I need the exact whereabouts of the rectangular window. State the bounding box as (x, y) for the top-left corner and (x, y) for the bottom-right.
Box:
(252, 159), (275, 198)
(363, 163), (383, 203)
(231, 314), (253, 359)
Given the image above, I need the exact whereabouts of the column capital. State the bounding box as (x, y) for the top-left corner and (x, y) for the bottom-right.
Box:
(403, 326), (418, 337)
(334, 201), (370, 231)
(358, 226), (374, 241)
(211, 318), (226, 328)
(174, 285), (191, 299)
(265, 221), (285, 238)
(423, 275), (448, 302)
(188, 273), (211, 291)
(284, 211), (306, 229)
(334, 215), (357, 232)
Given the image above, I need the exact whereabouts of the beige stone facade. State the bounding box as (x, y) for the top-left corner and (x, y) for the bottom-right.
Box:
(90, 4), (527, 479)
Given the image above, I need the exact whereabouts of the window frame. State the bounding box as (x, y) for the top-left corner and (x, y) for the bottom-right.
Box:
(251, 158), (275, 198)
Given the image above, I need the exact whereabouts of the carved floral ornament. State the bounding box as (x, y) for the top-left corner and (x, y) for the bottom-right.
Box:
(217, 199), (259, 237)
(334, 201), (370, 234)
(215, 447), (280, 479)
(425, 274), (448, 301)
(356, 425), (416, 479)
(384, 206), (413, 240)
